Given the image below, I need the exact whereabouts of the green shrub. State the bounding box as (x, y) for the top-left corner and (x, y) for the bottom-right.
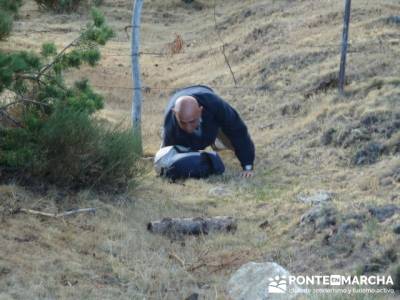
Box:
(0, 0), (22, 13)
(0, 107), (140, 190)
(39, 107), (140, 190)
(0, 0), (22, 39)
(0, 9), (140, 191)
(0, 11), (13, 40)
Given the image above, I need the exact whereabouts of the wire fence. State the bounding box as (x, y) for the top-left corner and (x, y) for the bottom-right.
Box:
(3, 0), (399, 95)
(87, 38), (399, 94)
(97, 39), (399, 56)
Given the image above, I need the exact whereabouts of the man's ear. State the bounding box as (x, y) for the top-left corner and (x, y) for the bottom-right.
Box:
(199, 106), (203, 113)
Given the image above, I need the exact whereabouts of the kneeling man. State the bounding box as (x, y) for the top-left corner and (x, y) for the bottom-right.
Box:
(162, 85), (255, 177)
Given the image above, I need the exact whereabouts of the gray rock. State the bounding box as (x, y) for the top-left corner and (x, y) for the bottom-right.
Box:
(321, 128), (336, 145)
(368, 204), (400, 222)
(325, 223), (356, 255)
(185, 293), (199, 300)
(208, 186), (232, 197)
(300, 204), (337, 230)
(297, 191), (334, 205)
(352, 142), (384, 165)
(342, 128), (371, 148)
(226, 262), (298, 300)
(393, 168), (400, 182)
(380, 177), (393, 186)
(387, 16), (400, 24)
(393, 224), (400, 235)
(343, 212), (367, 223)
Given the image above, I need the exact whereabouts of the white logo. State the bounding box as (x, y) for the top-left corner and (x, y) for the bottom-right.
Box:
(330, 275), (342, 286)
(268, 275), (287, 294)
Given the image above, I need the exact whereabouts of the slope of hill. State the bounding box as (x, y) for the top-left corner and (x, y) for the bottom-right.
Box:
(0, 0), (399, 298)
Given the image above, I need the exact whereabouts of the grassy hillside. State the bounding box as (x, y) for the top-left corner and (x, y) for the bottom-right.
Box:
(0, 0), (399, 298)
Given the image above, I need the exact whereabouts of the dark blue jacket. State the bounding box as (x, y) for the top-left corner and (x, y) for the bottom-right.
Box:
(162, 85), (255, 169)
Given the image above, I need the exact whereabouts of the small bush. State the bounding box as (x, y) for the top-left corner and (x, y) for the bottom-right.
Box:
(1, 107), (140, 190)
(0, 0), (22, 13)
(0, 12), (13, 40)
(0, 9), (139, 191)
(39, 107), (140, 190)
(0, 0), (22, 40)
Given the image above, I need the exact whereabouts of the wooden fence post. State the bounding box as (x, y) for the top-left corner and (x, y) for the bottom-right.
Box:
(131, 0), (144, 154)
(338, 0), (351, 95)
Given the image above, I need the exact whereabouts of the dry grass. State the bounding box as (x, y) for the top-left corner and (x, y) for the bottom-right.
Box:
(0, 0), (400, 298)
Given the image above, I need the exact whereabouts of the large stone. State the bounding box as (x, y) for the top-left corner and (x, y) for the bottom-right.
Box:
(297, 191), (334, 205)
(226, 262), (298, 300)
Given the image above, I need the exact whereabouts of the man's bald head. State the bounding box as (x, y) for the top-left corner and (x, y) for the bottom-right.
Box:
(172, 96), (203, 134)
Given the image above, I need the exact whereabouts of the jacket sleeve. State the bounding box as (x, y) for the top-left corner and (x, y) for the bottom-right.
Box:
(161, 129), (173, 148)
(207, 93), (255, 169)
(161, 113), (175, 147)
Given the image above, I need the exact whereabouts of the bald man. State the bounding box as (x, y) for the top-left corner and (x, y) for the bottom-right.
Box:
(162, 85), (255, 177)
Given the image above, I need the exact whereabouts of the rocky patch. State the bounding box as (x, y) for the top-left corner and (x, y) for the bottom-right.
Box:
(321, 111), (400, 165)
(368, 204), (400, 222)
(297, 190), (334, 205)
(352, 142), (385, 165)
(300, 204), (337, 231)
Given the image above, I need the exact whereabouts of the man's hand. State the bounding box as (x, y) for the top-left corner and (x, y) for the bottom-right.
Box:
(240, 170), (254, 178)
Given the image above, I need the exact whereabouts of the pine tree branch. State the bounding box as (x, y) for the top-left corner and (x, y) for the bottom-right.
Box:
(0, 110), (22, 127)
(37, 36), (81, 78)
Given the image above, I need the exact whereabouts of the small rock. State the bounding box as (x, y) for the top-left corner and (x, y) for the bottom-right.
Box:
(338, 221), (362, 232)
(345, 128), (371, 147)
(185, 293), (199, 300)
(380, 177), (393, 186)
(208, 186), (232, 197)
(387, 16), (400, 24)
(300, 204), (337, 230)
(258, 123), (274, 130)
(362, 264), (382, 274)
(321, 128), (336, 145)
(259, 220), (269, 229)
(0, 266), (11, 277)
(226, 262), (298, 300)
(368, 204), (400, 222)
(280, 103), (301, 116)
(343, 212), (367, 222)
(297, 191), (334, 205)
(352, 142), (384, 165)
(241, 9), (254, 18)
(393, 168), (400, 182)
(325, 223), (356, 255)
(393, 224), (400, 234)
(360, 114), (380, 126)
